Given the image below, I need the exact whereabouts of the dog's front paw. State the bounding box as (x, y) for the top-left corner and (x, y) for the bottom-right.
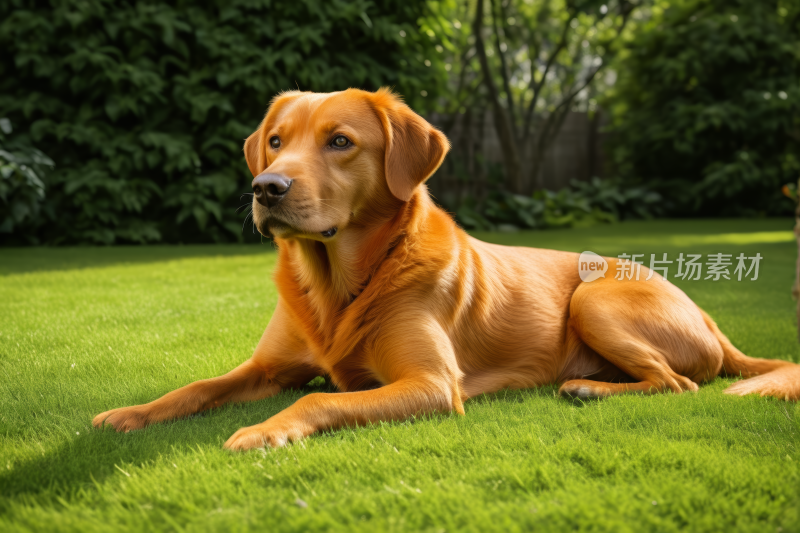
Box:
(92, 406), (150, 432)
(223, 420), (307, 451)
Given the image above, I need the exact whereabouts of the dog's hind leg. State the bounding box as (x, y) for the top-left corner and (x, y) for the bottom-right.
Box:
(558, 335), (700, 399)
(559, 378), (681, 399)
(558, 266), (723, 399)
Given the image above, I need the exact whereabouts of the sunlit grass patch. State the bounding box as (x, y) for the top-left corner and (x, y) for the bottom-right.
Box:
(1, 219), (799, 532)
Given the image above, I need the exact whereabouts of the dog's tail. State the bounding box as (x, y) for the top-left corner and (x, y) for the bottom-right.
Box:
(701, 310), (800, 401)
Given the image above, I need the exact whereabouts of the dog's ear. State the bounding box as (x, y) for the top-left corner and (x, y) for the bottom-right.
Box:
(372, 89), (450, 202)
(243, 126), (265, 178)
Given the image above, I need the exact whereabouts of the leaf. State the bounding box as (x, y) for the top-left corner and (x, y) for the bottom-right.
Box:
(2, 0), (445, 244)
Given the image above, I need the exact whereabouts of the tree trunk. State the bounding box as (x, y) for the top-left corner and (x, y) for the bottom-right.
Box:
(472, 0), (523, 193)
(491, 106), (523, 192)
(529, 106), (571, 190)
(587, 109), (600, 181)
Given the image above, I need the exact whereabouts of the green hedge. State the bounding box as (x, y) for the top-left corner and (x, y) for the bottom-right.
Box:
(0, 0), (445, 244)
(605, 0), (800, 216)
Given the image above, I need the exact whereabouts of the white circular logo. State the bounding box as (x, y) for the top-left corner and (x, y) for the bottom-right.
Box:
(578, 251), (608, 282)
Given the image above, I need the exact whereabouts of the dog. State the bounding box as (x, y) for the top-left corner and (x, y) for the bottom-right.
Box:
(93, 88), (800, 450)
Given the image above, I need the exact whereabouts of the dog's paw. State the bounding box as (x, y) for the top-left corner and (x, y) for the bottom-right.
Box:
(559, 380), (604, 399)
(673, 374), (699, 393)
(223, 421), (307, 452)
(92, 406), (149, 432)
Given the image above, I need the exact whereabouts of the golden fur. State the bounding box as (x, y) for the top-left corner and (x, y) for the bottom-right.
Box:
(93, 88), (800, 450)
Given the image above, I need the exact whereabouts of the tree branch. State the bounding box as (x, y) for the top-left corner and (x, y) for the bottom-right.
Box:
(446, 45), (474, 113)
(440, 75), (484, 137)
(522, 14), (573, 142)
(472, 0), (502, 115)
(529, 100), (571, 189)
(550, 2), (634, 118)
(528, 1), (636, 189)
(472, 0), (523, 191)
(489, 0), (518, 137)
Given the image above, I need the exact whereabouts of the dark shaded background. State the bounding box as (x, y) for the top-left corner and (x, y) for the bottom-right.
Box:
(1, 0), (798, 244)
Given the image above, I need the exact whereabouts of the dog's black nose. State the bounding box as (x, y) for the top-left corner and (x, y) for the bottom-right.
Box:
(252, 173), (293, 208)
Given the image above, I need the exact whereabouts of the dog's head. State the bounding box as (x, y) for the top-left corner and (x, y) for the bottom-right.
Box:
(244, 88), (449, 240)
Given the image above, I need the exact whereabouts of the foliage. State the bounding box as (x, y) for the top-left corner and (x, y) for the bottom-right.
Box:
(453, 176), (661, 231)
(0, 0), (446, 245)
(570, 176), (663, 219)
(0, 118), (54, 240)
(429, 0), (640, 193)
(605, 0), (800, 216)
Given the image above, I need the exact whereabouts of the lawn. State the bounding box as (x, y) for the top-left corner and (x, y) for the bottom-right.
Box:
(1, 219), (799, 532)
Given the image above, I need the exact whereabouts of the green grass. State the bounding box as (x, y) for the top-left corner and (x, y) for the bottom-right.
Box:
(2, 218), (800, 532)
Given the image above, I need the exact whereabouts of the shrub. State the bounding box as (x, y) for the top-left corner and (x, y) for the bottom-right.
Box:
(0, 118), (54, 240)
(0, 0), (446, 244)
(454, 177), (661, 232)
(605, 0), (800, 216)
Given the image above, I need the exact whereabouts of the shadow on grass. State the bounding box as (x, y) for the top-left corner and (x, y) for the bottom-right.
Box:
(0, 381), (336, 503)
(462, 384), (562, 406)
(0, 243), (276, 276)
(466, 382), (683, 408)
(1, 381), (567, 503)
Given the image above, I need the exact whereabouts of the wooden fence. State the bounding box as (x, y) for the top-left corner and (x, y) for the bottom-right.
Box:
(426, 110), (611, 203)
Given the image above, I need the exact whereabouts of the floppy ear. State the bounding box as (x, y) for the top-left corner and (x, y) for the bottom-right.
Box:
(243, 125), (266, 178)
(373, 89), (450, 202)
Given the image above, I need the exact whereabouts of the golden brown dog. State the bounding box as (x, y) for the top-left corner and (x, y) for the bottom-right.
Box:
(93, 88), (800, 450)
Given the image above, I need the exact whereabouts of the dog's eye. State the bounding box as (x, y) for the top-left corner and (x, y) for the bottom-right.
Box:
(269, 136), (281, 149)
(331, 135), (350, 149)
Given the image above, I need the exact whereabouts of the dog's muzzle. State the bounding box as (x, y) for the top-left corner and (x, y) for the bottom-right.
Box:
(252, 173), (292, 208)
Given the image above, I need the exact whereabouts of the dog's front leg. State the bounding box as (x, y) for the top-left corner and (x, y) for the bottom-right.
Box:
(224, 317), (465, 451)
(93, 300), (318, 432)
(223, 378), (460, 450)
